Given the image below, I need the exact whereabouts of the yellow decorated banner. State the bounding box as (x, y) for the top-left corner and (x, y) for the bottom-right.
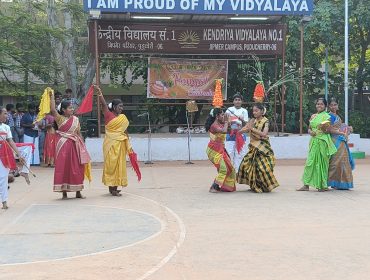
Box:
(147, 58), (228, 100)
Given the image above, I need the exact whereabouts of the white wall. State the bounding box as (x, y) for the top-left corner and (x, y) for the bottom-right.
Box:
(86, 134), (368, 162)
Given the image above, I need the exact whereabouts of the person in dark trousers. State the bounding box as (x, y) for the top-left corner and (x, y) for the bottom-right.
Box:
(21, 103), (40, 165)
(13, 103), (25, 143)
(5, 104), (16, 142)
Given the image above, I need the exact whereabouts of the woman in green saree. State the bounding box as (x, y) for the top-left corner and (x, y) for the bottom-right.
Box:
(298, 98), (337, 192)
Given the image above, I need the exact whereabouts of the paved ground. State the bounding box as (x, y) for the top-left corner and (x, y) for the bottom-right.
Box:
(0, 158), (370, 280)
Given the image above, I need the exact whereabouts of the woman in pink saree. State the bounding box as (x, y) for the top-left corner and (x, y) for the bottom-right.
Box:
(49, 93), (91, 199)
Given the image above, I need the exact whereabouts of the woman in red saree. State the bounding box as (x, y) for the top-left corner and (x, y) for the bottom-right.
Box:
(43, 114), (56, 166)
(49, 93), (91, 199)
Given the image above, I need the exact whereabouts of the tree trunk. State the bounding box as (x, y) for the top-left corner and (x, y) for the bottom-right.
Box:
(62, 0), (78, 97)
(24, 67), (29, 95)
(47, 0), (67, 87)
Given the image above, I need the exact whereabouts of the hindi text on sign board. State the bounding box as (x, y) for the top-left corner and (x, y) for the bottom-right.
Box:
(90, 22), (286, 56)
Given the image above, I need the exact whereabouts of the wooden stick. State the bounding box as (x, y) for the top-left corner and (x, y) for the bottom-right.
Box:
(0, 134), (36, 178)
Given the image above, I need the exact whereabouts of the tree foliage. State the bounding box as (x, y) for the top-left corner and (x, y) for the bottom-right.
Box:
(0, 0), (94, 99)
(0, 2), (61, 95)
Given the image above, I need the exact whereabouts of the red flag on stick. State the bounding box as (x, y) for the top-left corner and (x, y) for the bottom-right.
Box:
(76, 85), (94, 115)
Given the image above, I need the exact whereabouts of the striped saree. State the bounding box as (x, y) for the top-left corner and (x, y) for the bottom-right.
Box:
(206, 124), (236, 192)
(237, 117), (279, 193)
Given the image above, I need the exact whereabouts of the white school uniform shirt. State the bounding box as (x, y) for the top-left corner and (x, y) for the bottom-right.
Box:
(0, 123), (12, 140)
(226, 106), (249, 130)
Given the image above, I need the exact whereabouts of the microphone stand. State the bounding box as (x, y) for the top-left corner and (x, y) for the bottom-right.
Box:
(185, 110), (194, 165)
(145, 112), (153, 165)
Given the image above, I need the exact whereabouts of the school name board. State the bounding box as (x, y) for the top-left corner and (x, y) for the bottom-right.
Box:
(89, 22), (286, 55)
(84, 0), (313, 15)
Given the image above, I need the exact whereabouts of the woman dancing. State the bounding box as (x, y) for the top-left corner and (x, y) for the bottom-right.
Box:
(49, 92), (91, 199)
(298, 98), (337, 192)
(327, 98), (354, 190)
(237, 103), (279, 193)
(95, 86), (134, 197)
(205, 108), (236, 193)
(0, 106), (26, 209)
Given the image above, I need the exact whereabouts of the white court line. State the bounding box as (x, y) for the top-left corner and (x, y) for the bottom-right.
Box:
(0, 194), (186, 278)
(123, 192), (187, 280)
(34, 203), (168, 231)
(0, 203), (165, 266)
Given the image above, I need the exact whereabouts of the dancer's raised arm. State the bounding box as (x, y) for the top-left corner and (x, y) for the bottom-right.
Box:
(94, 85), (109, 113)
(49, 91), (58, 117)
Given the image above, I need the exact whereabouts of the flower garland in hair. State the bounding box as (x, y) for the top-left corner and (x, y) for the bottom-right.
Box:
(108, 103), (113, 110)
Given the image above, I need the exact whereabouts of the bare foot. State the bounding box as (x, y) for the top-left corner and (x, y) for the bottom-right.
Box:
(296, 185), (309, 191)
(62, 192), (68, 200)
(209, 183), (221, 193)
(111, 191), (122, 197)
(318, 188), (330, 192)
(20, 172), (30, 185)
(76, 191), (86, 199)
(2, 202), (8, 210)
(209, 187), (219, 193)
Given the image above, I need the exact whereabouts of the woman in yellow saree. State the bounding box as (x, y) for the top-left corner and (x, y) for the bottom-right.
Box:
(96, 86), (133, 196)
(205, 108), (236, 193)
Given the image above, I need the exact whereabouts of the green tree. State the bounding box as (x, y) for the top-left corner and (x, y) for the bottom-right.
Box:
(0, 1), (61, 95)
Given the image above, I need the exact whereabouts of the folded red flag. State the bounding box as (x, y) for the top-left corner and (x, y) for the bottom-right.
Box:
(235, 132), (245, 154)
(76, 85), (94, 115)
(129, 151), (141, 182)
(0, 140), (17, 170)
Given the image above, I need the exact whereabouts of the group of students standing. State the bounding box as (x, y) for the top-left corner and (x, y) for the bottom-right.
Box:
(206, 95), (354, 193)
